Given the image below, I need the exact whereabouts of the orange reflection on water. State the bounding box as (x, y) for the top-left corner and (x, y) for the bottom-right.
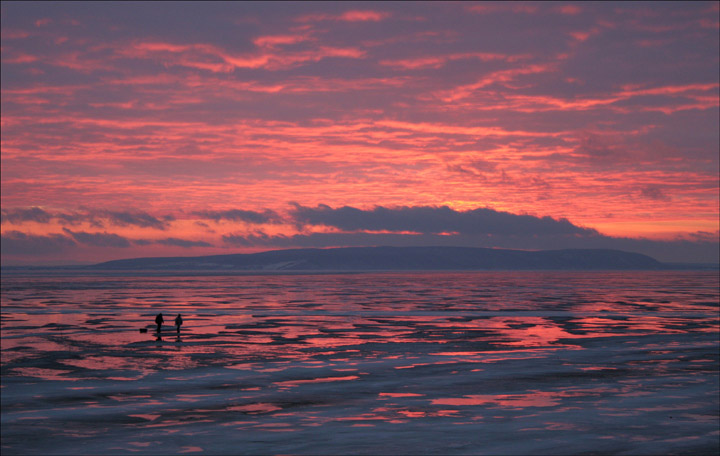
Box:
(226, 403), (282, 414)
(11, 367), (76, 381)
(332, 405), (461, 424)
(494, 318), (578, 347)
(251, 422), (296, 432)
(128, 414), (161, 421)
(274, 375), (359, 388)
(432, 391), (561, 408)
(379, 393), (425, 398)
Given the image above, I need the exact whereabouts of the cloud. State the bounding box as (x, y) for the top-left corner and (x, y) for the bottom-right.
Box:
(193, 209), (281, 224)
(445, 157), (498, 176)
(0, 207), (172, 229)
(252, 34), (312, 48)
(638, 185), (672, 202)
(123, 39), (366, 73)
(574, 132), (626, 161)
(683, 230), (720, 243)
(1, 231), (77, 255)
(35, 18), (53, 27)
(155, 238), (213, 248)
(222, 232), (278, 247)
(434, 64), (558, 102)
(222, 231), (416, 248)
(95, 210), (173, 229)
(1, 207), (53, 224)
(62, 228), (132, 248)
(132, 237), (214, 248)
(1, 29), (32, 40)
(1, 230), (215, 260)
(339, 10), (391, 22)
(556, 5), (582, 16)
(289, 204), (597, 236)
(296, 10), (391, 23)
(467, 4), (539, 14)
(379, 52), (527, 70)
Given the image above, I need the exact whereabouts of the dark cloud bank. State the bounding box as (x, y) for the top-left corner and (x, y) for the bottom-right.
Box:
(2, 205), (718, 264)
(289, 204), (596, 236)
(228, 204), (717, 264)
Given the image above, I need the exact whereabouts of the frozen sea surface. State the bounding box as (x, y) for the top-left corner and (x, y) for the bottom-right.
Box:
(1, 271), (718, 455)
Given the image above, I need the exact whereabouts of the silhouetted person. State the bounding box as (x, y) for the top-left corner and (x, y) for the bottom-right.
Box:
(155, 313), (164, 333)
(175, 314), (183, 334)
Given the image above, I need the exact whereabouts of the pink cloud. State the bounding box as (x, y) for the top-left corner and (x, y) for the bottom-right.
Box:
(379, 52), (528, 70)
(253, 34), (312, 48)
(436, 64), (556, 102)
(635, 38), (674, 47)
(340, 10), (391, 22)
(512, 4), (539, 14)
(430, 81), (718, 115)
(1, 29), (31, 39)
(466, 5), (495, 14)
(698, 18), (720, 29)
(296, 10), (391, 23)
(2, 53), (39, 64)
(615, 84), (720, 113)
(467, 4), (538, 14)
(568, 28), (602, 43)
(556, 5), (582, 16)
(618, 83), (719, 97)
(123, 40), (365, 72)
(376, 120), (567, 139)
(361, 30), (459, 49)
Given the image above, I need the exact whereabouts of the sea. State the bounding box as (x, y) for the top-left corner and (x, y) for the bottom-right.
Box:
(1, 270), (718, 455)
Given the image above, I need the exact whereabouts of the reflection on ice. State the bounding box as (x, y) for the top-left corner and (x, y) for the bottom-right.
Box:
(1, 271), (718, 455)
(11, 367), (75, 381)
(274, 375), (360, 389)
(379, 392), (425, 398)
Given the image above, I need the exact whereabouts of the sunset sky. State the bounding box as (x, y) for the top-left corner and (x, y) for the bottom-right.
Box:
(2, 1), (718, 265)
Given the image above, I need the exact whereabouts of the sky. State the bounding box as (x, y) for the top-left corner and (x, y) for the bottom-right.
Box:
(1, 1), (719, 266)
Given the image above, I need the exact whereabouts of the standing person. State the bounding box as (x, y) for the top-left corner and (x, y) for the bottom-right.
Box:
(155, 313), (164, 333)
(175, 314), (183, 334)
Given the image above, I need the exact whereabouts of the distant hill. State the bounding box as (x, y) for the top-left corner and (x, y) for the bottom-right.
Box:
(92, 246), (664, 270)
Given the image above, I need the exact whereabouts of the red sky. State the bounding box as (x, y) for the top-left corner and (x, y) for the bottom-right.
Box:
(1, 2), (718, 265)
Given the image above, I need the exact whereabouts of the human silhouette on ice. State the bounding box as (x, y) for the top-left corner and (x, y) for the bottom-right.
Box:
(175, 314), (183, 334)
(155, 313), (164, 333)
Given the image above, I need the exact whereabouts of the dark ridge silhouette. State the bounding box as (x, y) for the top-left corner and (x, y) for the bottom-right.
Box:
(91, 246), (664, 270)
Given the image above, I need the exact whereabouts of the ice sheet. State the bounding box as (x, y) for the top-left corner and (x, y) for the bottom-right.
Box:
(2, 271), (718, 455)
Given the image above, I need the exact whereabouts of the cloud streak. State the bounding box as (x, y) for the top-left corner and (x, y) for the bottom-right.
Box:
(62, 228), (132, 248)
(192, 209), (281, 224)
(155, 238), (213, 248)
(1, 207), (172, 230)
